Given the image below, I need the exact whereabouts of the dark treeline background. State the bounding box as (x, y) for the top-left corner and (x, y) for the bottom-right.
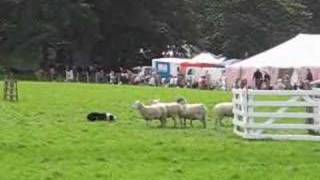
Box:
(0, 0), (319, 69)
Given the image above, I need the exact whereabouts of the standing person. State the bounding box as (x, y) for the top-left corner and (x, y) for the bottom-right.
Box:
(83, 65), (90, 83)
(76, 66), (83, 82)
(155, 71), (161, 86)
(204, 71), (211, 88)
(88, 65), (96, 83)
(306, 68), (313, 82)
(240, 79), (248, 89)
(253, 69), (263, 90)
(274, 79), (285, 90)
(283, 74), (291, 90)
(177, 73), (185, 88)
(169, 75), (176, 87)
(65, 66), (74, 82)
(95, 68), (105, 83)
(220, 74), (227, 91)
(105, 69), (110, 84)
(109, 70), (116, 84)
(149, 76), (156, 86)
(49, 65), (56, 81)
(34, 68), (45, 81)
(56, 64), (65, 81)
(263, 71), (271, 90)
(72, 66), (78, 82)
(233, 78), (241, 89)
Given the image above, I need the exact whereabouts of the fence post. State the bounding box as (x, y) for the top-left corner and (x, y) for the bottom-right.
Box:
(15, 79), (19, 101)
(313, 105), (320, 134)
(233, 90), (240, 134)
(3, 80), (8, 100)
(242, 88), (249, 137)
(248, 93), (255, 135)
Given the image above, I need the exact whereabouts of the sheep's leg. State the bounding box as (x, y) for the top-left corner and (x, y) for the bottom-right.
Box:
(173, 117), (177, 128)
(202, 117), (207, 129)
(214, 117), (217, 127)
(190, 120), (193, 127)
(214, 117), (219, 128)
(178, 117), (183, 128)
(146, 120), (151, 127)
(215, 115), (223, 128)
(221, 119), (224, 127)
(219, 116), (224, 127)
(183, 118), (187, 128)
(160, 119), (164, 128)
(160, 118), (167, 128)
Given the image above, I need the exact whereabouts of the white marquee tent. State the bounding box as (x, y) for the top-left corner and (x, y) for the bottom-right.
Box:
(180, 53), (225, 83)
(226, 34), (320, 87)
(189, 52), (225, 64)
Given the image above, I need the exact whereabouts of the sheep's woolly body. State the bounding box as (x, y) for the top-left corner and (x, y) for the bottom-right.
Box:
(181, 104), (207, 119)
(180, 104), (207, 128)
(139, 104), (167, 120)
(133, 101), (167, 127)
(151, 101), (183, 117)
(151, 100), (183, 127)
(213, 102), (233, 126)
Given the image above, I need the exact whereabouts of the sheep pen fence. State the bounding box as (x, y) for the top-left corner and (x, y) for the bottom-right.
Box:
(232, 89), (320, 141)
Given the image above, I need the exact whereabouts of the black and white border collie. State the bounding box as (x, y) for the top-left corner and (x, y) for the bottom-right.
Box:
(87, 112), (117, 122)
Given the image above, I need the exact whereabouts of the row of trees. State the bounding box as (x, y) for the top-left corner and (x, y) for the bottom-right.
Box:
(0, 0), (320, 69)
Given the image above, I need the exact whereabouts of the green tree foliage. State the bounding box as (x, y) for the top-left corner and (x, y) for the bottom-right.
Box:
(0, 0), (319, 68)
(1, 0), (197, 67)
(195, 0), (224, 53)
(222, 0), (311, 58)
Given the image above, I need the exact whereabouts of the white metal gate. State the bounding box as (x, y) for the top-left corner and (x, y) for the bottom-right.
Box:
(232, 89), (320, 141)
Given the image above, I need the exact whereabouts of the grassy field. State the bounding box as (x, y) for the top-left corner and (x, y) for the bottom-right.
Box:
(1, 82), (320, 180)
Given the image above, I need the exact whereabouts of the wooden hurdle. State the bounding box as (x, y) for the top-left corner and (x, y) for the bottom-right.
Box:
(232, 89), (320, 141)
(3, 73), (18, 102)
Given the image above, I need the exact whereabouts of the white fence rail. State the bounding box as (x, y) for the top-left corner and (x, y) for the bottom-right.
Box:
(232, 89), (320, 141)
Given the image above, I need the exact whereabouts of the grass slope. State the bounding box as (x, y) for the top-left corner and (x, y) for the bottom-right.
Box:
(0, 82), (320, 180)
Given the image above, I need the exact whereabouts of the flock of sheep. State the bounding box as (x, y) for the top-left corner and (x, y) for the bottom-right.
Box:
(132, 98), (233, 128)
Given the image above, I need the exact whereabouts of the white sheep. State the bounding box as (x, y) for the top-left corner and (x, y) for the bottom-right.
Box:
(132, 101), (167, 127)
(213, 102), (233, 127)
(177, 99), (207, 128)
(150, 99), (183, 128)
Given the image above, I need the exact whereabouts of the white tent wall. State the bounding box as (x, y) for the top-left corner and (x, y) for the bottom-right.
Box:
(181, 53), (226, 84)
(185, 66), (224, 85)
(191, 53), (225, 64)
(230, 34), (320, 68)
(226, 66), (320, 89)
(226, 34), (320, 88)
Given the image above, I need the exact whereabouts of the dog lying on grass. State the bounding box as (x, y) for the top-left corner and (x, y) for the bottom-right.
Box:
(87, 112), (117, 122)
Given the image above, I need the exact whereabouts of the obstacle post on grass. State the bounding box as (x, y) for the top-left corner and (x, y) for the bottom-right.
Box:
(3, 72), (18, 102)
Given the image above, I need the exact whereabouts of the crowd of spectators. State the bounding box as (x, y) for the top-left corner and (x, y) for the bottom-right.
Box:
(34, 64), (136, 84)
(234, 68), (314, 90)
(33, 64), (227, 90)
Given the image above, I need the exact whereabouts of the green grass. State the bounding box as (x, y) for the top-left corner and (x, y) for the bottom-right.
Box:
(1, 82), (320, 180)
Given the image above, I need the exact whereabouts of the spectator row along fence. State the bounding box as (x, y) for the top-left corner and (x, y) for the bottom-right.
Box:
(232, 89), (320, 141)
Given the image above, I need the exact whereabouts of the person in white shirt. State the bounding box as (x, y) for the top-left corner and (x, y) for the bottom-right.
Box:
(274, 79), (285, 90)
(169, 75), (178, 87)
(65, 66), (74, 82)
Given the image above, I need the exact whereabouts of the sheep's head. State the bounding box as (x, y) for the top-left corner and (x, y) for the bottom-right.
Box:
(132, 101), (143, 109)
(150, 99), (160, 104)
(177, 97), (187, 105)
